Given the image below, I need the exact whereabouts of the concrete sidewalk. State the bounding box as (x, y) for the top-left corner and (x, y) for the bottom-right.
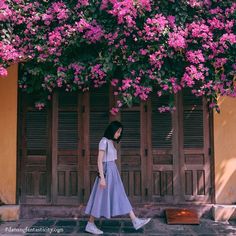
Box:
(0, 218), (236, 236)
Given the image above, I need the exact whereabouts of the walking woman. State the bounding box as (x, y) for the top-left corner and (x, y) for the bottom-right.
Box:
(85, 121), (151, 234)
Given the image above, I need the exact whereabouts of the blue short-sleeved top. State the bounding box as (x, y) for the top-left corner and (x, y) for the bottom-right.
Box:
(98, 137), (117, 162)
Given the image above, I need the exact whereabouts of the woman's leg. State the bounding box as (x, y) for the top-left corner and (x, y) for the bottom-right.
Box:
(88, 215), (95, 223)
(129, 210), (136, 220)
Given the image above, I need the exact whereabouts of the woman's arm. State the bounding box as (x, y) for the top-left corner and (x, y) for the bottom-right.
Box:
(97, 150), (106, 188)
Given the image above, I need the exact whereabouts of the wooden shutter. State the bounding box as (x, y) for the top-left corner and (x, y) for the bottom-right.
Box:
(120, 107), (143, 202)
(88, 86), (110, 195)
(20, 99), (50, 204)
(180, 90), (211, 202)
(183, 92), (203, 148)
(54, 92), (81, 204)
(26, 111), (48, 152)
(148, 94), (176, 202)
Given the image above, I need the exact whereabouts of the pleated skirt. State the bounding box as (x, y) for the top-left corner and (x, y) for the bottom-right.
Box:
(85, 161), (132, 218)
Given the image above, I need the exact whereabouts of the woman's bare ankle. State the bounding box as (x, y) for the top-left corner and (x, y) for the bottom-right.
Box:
(129, 210), (136, 221)
(88, 216), (95, 223)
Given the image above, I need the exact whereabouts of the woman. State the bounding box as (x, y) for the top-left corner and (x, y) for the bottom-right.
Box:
(85, 121), (151, 235)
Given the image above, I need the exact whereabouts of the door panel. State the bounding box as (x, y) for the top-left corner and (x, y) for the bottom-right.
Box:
(148, 94), (177, 202)
(120, 110), (143, 202)
(180, 90), (211, 202)
(20, 98), (51, 204)
(86, 86), (110, 200)
(52, 92), (82, 204)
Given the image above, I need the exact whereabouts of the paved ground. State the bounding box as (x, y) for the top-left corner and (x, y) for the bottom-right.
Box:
(0, 218), (236, 236)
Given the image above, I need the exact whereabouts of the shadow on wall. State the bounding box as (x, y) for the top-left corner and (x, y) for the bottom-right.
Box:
(213, 96), (236, 220)
(215, 158), (236, 204)
(215, 96), (236, 204)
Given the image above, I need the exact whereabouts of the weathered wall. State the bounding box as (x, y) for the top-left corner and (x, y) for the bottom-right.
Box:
(0, 64), (18, 204)
(214, 96), (236, 204)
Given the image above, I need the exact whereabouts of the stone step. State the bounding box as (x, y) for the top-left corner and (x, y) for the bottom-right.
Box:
(19, 203), (213, 219)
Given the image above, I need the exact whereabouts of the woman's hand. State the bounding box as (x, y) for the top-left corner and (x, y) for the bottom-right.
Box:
(99, 177), (106, 189)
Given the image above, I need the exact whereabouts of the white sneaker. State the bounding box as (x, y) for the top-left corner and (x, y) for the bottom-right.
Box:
(132, 217), (151, 230)
(85, 222), (103, 235)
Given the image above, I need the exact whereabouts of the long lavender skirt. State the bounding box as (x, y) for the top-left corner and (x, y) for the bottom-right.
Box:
(85, 161), (132, 218)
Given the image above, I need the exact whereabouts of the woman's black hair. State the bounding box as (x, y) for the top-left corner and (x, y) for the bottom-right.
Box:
(103, 121), (123, 143)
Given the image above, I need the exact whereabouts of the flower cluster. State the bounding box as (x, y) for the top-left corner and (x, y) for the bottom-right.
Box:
(0, 0), (235, 113)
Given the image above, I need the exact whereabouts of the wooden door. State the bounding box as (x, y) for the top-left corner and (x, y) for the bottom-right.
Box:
(120, 103), (147, 203)
(19, 88), (212, 205)
(147, 90), (212, 203)
(84, 86), (110, 201)
(147, 94), (180, 203)
(51, 92), (83, 204)
(19, 95), (51, 204)
(179, 90), (211, 202)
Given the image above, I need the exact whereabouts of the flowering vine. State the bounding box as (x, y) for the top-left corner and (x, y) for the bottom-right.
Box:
(0, 0), (235, 114)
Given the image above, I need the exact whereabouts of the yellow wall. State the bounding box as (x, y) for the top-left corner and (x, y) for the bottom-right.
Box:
(214, 96), (236, 204)
(0, 64), (18, 204)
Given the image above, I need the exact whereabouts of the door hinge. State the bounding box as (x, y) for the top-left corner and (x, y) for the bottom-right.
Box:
(82, 149), (85, 156)
(18, 188), (21, 197)
(145, 149), (148, 156)
(145, 188), (148, 196)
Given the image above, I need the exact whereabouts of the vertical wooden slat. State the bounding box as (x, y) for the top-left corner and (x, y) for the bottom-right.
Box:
(203, 98), (211, 200)
(178, 92), (185, 201)
(172, 93), (181, 202)
(78, 94), (83, 202)
(111, 85), (121, 172)
(147, 99), (152, 200)
(47, 102), (52, 203)
(20, 95), (27, 203)
(83, 92), (90, 201)
(52, 92), (58, 203)
(17, 92), (22, 204)
(141, 101), (147, 200)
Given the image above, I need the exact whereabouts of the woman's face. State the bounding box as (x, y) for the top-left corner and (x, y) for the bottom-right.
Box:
(114, 128), (122, 140)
